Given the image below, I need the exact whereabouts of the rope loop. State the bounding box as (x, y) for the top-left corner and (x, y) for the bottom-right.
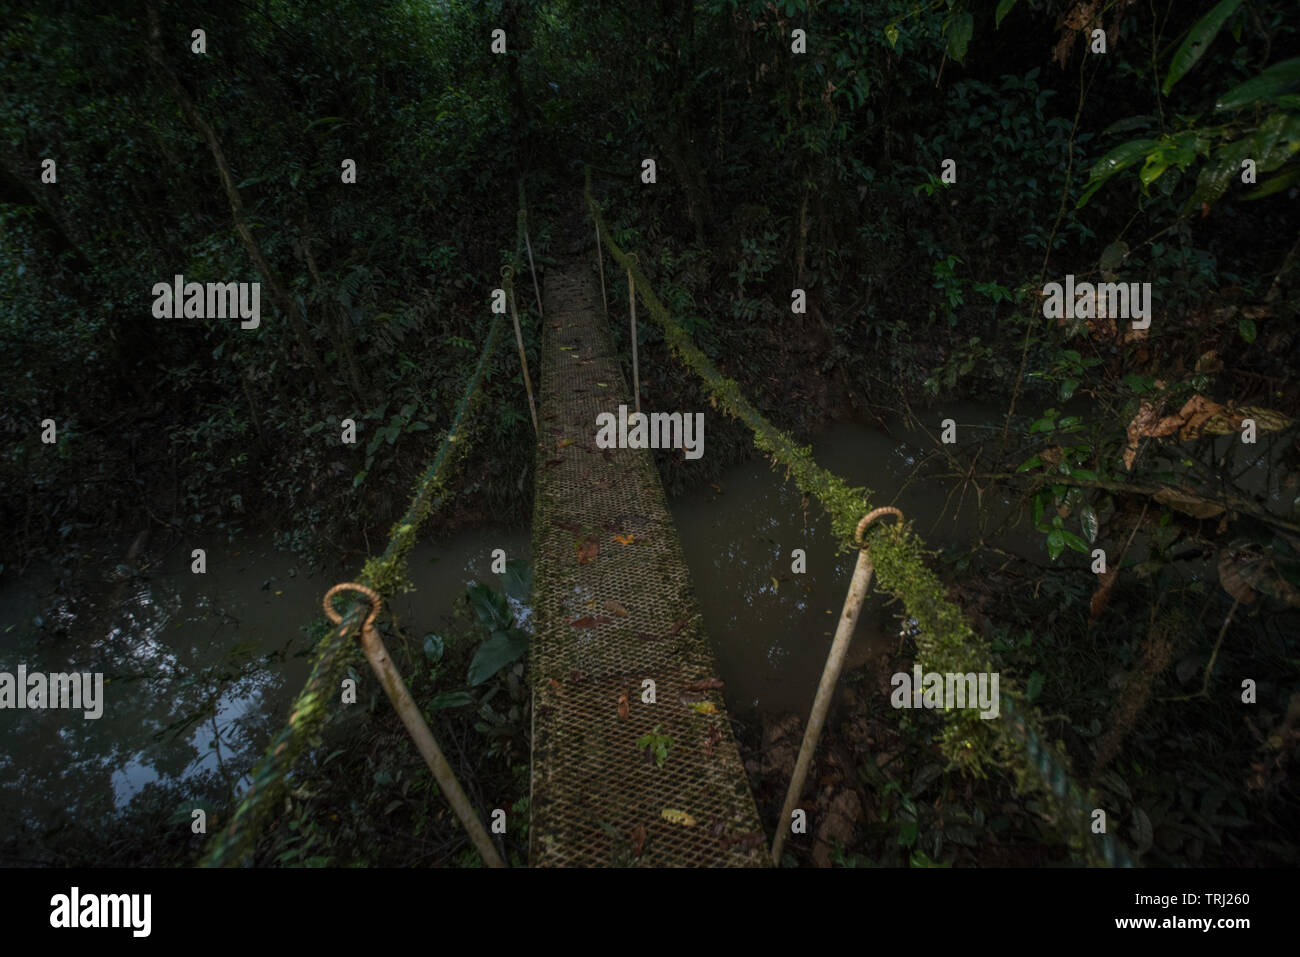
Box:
(854, 506), (904, 549)
(500, 264), (515, 282)
(323, 582), (383, 635)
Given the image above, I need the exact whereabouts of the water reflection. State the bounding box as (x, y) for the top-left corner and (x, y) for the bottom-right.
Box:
(0, 525), (527, 851)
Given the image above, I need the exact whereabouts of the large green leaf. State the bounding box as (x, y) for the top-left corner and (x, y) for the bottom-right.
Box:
(1244, 165), (1300, 200)
(467, 628), (529, 686)
(466, 582), (512, 632)
(1076, 139), (1159, 207)
(1252, 111), (1300, 173)
(946, 12), (973, 63)
(503, 558), (532, 602)
(1080, 504), (1099, 544)
(1162, 0), (1243, 95)
(1185, 137), (1254, 209)
(1216, 58), (1300, 111)
(995, 0), (1019, 29)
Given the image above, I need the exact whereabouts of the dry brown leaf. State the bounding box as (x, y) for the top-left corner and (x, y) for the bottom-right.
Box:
(1153, 487), (1225, 519)
(1218, 550), (1260, 604)
(668, 617), (689, 635)
(570, 615), (613, 628)
(603, 600), (629, 617)
(1090, 567), (1119, 622)
(549, 677), (564, 695)
(684, 677), (725, 691)
(575, 537), (599, 564)
(630, 824), (647, 857)
(617, 691), (630, 720)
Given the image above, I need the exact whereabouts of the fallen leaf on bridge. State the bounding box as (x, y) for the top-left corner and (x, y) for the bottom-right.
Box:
(721, 832), (764, 852)
(543, 457), (563, 469)
(549, 677), (564, 695)
(690, 701), (720, 715)
(570, 615), (613, 628)
(668, 617), (688, 635)
(701, 726), (723, 754)
(613, 533), (636, 545)
(617, 691), (630, 720)
(684, 677), (725, 691)
(557, 438), (576, 448)
(630, 824), (647, 857)
(603, 599), (629, 617)
(661, 808), (696, 826)
(576, 537), (599, 564)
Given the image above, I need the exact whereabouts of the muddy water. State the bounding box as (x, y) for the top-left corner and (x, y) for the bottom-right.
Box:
(0, 527), (527, 838)
(670, 405), (1043, 718)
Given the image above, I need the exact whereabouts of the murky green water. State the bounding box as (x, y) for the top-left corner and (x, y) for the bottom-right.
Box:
(4, 401), (1283, 848)
(0, 527), (527, 840)
(670, 406), (1043, 717)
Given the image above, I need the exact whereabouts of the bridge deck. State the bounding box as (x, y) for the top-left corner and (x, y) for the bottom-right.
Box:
(527, 251), (766, 867)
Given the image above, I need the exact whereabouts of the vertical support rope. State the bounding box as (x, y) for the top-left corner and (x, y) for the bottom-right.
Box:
(502, 265), (539, 439)
(523, 219), (544, 321)
(519, 180), (543, 319)
(627, 251), (641, 414)
(595, 217), (608, 319)
(771, 507), (903, 865)
(323, 584), (506, 868)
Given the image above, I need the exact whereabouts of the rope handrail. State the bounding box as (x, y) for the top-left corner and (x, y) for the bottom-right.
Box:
(584, 168), (1131, 867)
(200, 199), (527, 868)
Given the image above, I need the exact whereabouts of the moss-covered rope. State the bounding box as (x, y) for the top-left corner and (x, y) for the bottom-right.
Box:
(585, 168), (1131, 867)
(200, 205), (525, 868)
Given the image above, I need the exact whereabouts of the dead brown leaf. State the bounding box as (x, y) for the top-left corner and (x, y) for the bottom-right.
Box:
(668, 617), (689, 635)
(1089, 567), (1119, 622)
(575, 537), (599, 564)
(617, 691), (630, 720)
(603, 600), (630, 617)
(1218, 550), (1260, 604)
(630, 824), (647, 857)
(549, 677), (564, 695)
(1153, 487), (1225, 519)
(684, 677), (725, 691)
(570, 615), (613, 628)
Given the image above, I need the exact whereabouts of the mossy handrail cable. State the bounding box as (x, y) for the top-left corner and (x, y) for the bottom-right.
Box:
(585, 167), (1132, 867)
(199, 199), (527, 868)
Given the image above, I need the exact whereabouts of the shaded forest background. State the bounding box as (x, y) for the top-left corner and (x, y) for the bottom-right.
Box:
(1, 0), (1298, 866)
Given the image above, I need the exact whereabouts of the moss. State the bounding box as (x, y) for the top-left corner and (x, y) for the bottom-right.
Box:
(586, 177), (1125, 866)
(202, 208), (526, 868)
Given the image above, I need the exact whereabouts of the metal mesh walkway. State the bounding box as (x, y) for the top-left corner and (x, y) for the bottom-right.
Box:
(527, 253), (766, 867)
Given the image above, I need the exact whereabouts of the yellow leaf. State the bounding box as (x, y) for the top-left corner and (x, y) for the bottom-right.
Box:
(557, 439), (576, 448)
(661, 808), (696, 826)
(690, 701), (719, 715)
(770, 576), (779, 592)
(613, 533), (636, 545)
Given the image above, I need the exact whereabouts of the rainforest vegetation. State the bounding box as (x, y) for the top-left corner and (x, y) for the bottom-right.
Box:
(1, 0), (1297, 868)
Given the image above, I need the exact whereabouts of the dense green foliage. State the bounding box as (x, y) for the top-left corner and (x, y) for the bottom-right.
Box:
(2, 0), (1297, 867)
